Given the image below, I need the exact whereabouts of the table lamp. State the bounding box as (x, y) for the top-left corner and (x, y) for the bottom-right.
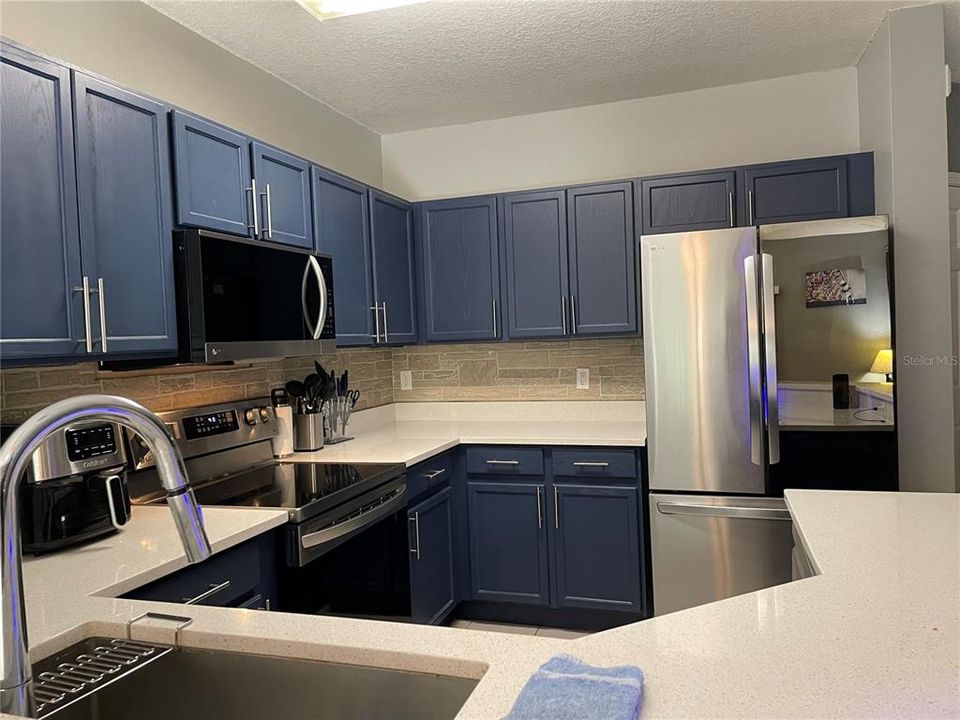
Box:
(870, 349), (893, 382)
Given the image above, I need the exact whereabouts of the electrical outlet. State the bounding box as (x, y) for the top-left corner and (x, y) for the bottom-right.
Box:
(576, 368), (590, 390)
(399, 370), (413, 391)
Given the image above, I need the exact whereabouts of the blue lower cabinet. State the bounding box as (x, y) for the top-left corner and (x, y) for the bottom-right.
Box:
(0, 43), (85, 361)
(73, 73), (177, 356)
(468, 482), (549, 605)
(408, 486), (456, 624)
(550, 485), (643, 612)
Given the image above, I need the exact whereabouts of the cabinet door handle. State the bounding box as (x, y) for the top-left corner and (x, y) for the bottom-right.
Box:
(560, 296), (568, 335)
(77, 276), (93, 353)
(182, 580), (231, 605)
(264, 183), (273, 239)
(97, 277), (108, 352)
(485, 459), (520, 465)
(492, 298), (498, 336)
(381, 302), (388, 343)
(409, 513), (421, 559)
(370, 305), (381, 342)
(569, 294), (577, 335)
(535, 487), (542, 530)
(748, 190), (755, 226)
(572, 461), (609, 467)
(728, 191), (735, 227)
(553, 485), (560, 529)
(423, 468), (446, 480)
(246, 178), (260, 236)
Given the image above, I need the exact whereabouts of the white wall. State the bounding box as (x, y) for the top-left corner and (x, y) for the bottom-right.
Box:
(857, 4), (957, 492)
(381, 69), (861, 200)
(0, 1), (383, 186)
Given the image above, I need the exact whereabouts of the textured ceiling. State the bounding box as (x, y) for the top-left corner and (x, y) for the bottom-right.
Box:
(145, 0), (950, 134)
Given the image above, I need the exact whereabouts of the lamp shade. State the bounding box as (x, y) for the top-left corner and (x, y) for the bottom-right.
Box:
(870, 349), (894, 376)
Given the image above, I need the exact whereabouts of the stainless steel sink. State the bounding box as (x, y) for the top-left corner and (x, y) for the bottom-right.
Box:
(31, 637), (478, 720)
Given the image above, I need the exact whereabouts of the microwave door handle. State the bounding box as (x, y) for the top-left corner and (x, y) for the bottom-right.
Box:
(301, 256), (325, 339)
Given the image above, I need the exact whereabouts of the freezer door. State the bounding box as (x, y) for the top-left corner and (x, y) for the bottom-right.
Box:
(649, 493), (794, 615)
(641, 228), (765, 493)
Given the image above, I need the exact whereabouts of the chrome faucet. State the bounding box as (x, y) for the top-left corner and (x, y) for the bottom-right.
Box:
(0, 395), (212, 716)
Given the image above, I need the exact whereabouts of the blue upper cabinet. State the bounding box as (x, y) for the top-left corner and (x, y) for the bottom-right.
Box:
(369, 190), (417, 345)
(739, 153), (874, 225)
(251, 142), (313, 248)
(418, 196), (501, 342)
(551, 484), (644, 613)
(73, 73), (177, 356)
(171, 110), (252, 237)
(408, 486), (457, 625)
(467, 482), (550, 605)
(566, 182), (638, 336)
(313, 167), (375, 346)
(0, 43), (85, 361)
(500, 190), (569, 339)
(639, 170), (736, 235)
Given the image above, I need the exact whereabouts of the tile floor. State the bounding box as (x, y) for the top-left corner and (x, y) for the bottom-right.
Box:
(449, 619), (588, 639)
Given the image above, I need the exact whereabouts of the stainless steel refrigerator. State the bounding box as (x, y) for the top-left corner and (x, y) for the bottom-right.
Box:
(642, 216), (892, 615)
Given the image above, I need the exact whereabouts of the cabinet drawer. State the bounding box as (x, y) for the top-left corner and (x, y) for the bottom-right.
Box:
(407, 452), (454, 501)
(466, 446), (544, 476)
(123, 534), (271, 607)
(552, 448), (637, 479)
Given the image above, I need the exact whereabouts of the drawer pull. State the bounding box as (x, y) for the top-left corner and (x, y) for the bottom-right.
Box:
(182, 580), (231, 605)
(572, 461), (609, 467)
(485, 460), (520, 465)
(423, 468), (447, 480)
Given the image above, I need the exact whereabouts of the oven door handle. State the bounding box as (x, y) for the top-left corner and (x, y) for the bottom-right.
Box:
(300, 486), (406, 550)
(301, 256), (328, 340)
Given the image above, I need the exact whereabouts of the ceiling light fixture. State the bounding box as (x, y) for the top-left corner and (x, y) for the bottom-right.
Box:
(296, 0), (423, 21)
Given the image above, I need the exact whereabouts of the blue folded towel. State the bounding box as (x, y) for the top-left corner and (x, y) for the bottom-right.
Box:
(504, 654), (644, 720)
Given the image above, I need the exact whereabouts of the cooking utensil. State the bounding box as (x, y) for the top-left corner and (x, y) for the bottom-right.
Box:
(285, 380), (305, 399)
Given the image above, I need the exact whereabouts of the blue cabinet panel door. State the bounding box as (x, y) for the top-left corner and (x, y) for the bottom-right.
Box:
(740, 157), (849, 225)
(419, 196), (501, 342)
(566, 182), (638, 336)
(467, 482), (549, 604)
(500, 190), (569, 338)
(73, 73), (177, 355)
(639, 171), (736, 234)
(0, 43), (84, 360)
(408, 487), (457, 624)
(312, 167), (375, 346)
(369, 190), (417, 344)
(252, 142), (313, 248)
(171, 110), (252, 236)
(552, 485), (643, 612)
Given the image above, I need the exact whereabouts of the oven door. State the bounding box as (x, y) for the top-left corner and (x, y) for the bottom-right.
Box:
(177, 229), (336, 362)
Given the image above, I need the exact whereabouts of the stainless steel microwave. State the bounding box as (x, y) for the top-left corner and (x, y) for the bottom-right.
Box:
(172, 229), (335, 363)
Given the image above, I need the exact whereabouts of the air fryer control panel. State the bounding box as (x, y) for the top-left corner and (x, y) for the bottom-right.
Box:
(65, 424), (117, 461)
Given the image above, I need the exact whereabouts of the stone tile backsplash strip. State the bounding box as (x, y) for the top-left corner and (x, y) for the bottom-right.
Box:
(0, 338), (643, 423)
(392, 338), (644, 402)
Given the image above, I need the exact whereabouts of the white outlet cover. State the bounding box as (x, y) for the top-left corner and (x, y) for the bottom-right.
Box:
(399, 370), (413, 391)
(576, 368), (590, 390)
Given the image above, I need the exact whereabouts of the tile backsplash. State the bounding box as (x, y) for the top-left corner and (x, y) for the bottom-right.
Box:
(393, 338), (644, 402)
(0, 338), (643, 423)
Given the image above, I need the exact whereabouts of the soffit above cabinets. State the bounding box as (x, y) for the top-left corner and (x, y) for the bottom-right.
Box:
(146, 0), (922, 134)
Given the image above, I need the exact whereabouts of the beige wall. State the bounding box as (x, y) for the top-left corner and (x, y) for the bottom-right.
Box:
(381, 68), (860, 201)
(857, 4), (957, 492)
(0, 0), (382, 186)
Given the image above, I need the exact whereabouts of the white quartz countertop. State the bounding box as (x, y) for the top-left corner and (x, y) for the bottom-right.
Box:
(289, 400), (647, 466)
(8, 485), (958, 718)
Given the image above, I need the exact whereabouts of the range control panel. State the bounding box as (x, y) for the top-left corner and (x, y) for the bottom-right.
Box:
(65, 424), (117, 461)
(182, 410), (239, 440)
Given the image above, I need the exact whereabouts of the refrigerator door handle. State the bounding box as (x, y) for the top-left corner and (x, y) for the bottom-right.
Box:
(743, 254), (764, 466)
(656, 501), (791, 521)
(760, 253), (780, 464)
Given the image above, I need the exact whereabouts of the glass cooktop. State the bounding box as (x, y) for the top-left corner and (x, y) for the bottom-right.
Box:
(189, 461), (405, 523)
